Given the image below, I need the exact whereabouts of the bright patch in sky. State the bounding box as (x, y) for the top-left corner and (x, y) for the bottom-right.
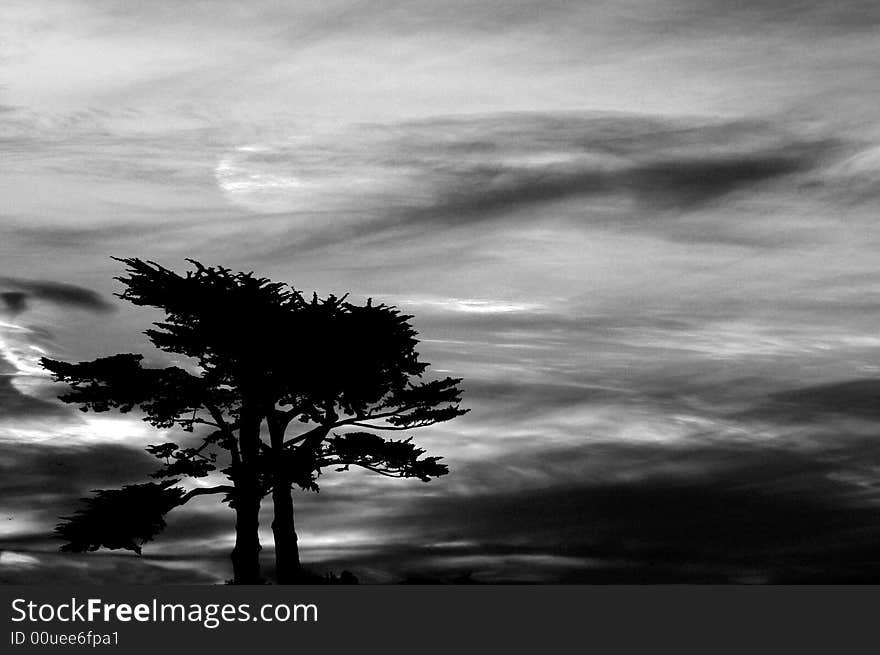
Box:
(0, 551), (40, 568)
(0, 321), (46, 377)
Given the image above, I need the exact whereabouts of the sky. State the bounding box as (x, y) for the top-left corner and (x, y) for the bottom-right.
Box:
(3, 0), (880, 583)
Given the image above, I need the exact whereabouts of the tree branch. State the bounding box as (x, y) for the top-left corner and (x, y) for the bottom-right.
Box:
(346, 422), (422, 431)
(204, 403), (236, 434)
(204, 402), (240, 467)
(283, 424), (331, 450)
(321, 458), (406, 478)
(180, 485), (235, 503)
(335, 409), (407, 426)
(190, 417), (225, 430)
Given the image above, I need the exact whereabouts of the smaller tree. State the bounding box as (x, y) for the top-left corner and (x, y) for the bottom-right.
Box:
(43, 351), (252, 580)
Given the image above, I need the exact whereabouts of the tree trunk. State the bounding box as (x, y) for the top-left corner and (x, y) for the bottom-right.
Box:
(271, 478), (301, 583)
(230, 486), (262, 584)
(230, 401), (264, 584)
(268, 417), (301, 583)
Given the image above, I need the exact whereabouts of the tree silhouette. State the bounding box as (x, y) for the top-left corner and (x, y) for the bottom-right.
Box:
(42, 258), (467, 584)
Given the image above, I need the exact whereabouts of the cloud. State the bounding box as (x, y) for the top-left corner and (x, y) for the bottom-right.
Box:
(3, 299), (880, 583)
(218, 112), (844, 256)
(0, 376), (69, 421)
(0, 277), (114, 313)
(298, 434), (880, 583)
(0, 292), (27, 315)
(0, 442), (158, 515)
(0, 279), (115, 428)
(409, 118), (835, 216)
(0, 550), (223, 584)
(10, 427), (880, 583)
(622, 151), (819, 210)
(664, 0), (880, 35)
(739, 378), (880, 424)
(0, 441), (227, 575)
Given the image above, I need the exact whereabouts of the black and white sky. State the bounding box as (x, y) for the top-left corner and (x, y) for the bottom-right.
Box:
(4, 0), (880, 583)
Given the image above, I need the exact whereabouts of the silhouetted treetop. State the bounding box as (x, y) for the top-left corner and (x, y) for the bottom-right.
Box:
(105, 258), (465, 427)
(112, 257), (301, 388)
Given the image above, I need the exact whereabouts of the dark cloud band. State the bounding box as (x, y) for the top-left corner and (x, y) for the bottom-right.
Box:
(0, 278), (114, 314)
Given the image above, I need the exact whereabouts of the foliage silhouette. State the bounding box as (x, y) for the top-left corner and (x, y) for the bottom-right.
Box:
(42, 258), (468, 584)
(55, 481), (187, 555)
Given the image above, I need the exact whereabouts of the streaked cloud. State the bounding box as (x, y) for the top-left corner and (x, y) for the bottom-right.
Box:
(214, 114), (844, 250)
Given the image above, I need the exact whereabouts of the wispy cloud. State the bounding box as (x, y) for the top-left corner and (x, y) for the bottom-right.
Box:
(210, 113), (851, 257)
